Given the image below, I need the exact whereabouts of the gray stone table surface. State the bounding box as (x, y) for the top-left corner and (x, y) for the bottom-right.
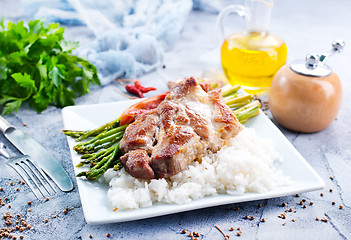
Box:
(0, 0), (351, 239)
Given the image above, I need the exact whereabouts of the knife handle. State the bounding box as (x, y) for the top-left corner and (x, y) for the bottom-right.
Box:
(0, 115), (14, 134)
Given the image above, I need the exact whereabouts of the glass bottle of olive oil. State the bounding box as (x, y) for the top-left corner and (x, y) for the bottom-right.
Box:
(217, 0), (287, 95)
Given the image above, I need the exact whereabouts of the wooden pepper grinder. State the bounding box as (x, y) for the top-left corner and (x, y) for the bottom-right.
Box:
(269, 40), (345, 133)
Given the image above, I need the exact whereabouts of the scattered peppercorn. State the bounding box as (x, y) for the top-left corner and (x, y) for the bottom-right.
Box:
(20, 236), (24, 239)
(46, 197), (50, 201)
(10, 182), (14, 186)
(329, 189), (333, 192)
(0, 187), (3, 191)
(299, 201), (304, 205)
(193, 232), (200, 237)
(339, 205), (343, 209)
(63, 208), (68, 214)
(181, 229), (187, 234)
(330, 176), (334, 180)
(310, 202), (314, 206)
(288, 208), (293, 212)
(44, 219), (48, 223)
(258, 203), (262, 208)
(230, 227), (235, 231)
(244, 215), (249, 219)
(250, 216), (255, 220)
(106, 233), (110, 238)
(295, 194), (300, 197)
(281, 203), (287, 207)
(27, 201), (31, 205)
(89, 234), (92, 238)
(302, 199), (306, 202)
(332, 201), (336, 205)
(303, 205), (306, 209)
(15, 188), (19, 192)
(321, 217), (328, 222)
(261, 218), (266, 222)
(52, 215), (57, 218)
(235, 206), (240, 211)
(320, 193), (324, 197)
(5, 197), (9, 201)
(237, 232), (242, 236)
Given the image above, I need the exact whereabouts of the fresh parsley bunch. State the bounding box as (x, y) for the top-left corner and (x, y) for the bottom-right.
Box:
(0, 19), (101, 115)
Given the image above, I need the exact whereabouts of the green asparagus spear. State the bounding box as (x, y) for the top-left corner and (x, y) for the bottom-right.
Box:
(74, 131), (124, 154)
(62, 118), (121, 141)
(234, 100), (261, 123)
(84, 142), (121, 180)
(221, 84), (241, 97)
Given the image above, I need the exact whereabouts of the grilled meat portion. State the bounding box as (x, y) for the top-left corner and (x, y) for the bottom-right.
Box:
(119, 77), (243, 179)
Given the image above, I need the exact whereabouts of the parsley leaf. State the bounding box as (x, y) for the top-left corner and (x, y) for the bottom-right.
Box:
(0, 19), (101, 115)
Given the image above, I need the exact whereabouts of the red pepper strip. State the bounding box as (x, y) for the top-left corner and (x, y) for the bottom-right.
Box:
(126, 84), (144, 98)
(134, 80), (157, 93)
(120, 91), (169, 126)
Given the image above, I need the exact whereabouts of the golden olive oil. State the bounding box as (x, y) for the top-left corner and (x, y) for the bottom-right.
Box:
(221, 32), (287, 94)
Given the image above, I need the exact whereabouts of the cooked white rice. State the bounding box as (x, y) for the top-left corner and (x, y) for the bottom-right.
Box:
(103, 127), (290, 210)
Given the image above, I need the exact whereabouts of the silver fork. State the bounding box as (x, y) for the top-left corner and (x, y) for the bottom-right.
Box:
(0, 143), (56, 199)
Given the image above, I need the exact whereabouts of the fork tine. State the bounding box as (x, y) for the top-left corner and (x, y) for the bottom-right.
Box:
(7, 162), (41, 199)
(26, 158), (57, 194)
(21, 159), (53, 196)
(15, 162), (47, 198)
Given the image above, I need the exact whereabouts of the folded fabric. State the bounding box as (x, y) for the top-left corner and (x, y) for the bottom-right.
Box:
(23, 0), (193, 85)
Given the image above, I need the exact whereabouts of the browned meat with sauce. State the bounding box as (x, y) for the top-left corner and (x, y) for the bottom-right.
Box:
(119, 77), (243, 179)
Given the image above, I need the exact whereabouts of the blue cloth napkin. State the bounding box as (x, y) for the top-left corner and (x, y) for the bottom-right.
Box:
(24, 0), (193, 85)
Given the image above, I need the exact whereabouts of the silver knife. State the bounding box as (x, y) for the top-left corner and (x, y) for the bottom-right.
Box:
(0, 115), (73, 192)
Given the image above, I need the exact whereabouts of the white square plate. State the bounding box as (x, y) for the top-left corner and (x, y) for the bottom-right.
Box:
(62, 100), (325, 224)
